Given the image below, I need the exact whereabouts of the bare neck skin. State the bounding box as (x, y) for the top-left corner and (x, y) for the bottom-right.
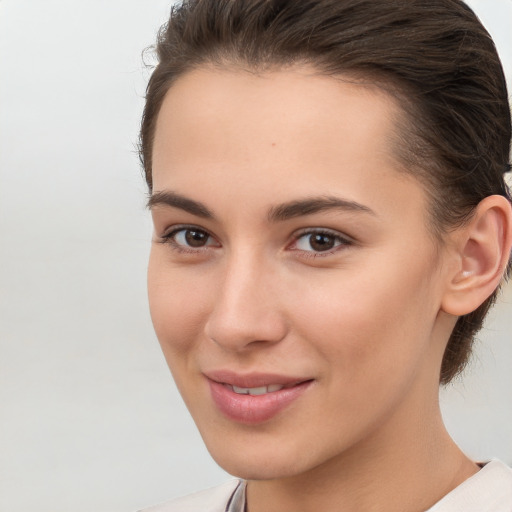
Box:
(245, 308), (479, 512)
(148, 66), (505, 512)
(246, 383), (478, 512)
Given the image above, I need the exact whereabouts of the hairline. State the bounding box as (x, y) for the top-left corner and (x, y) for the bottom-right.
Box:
(147, 58), (450, 244)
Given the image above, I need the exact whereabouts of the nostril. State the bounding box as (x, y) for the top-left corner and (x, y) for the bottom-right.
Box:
(204, 280), (288, 350)
(208, 335), (278, 351)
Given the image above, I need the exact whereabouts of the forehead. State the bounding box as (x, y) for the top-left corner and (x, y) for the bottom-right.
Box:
(151, 65), (425, 223)
(153, 65), (401, 170)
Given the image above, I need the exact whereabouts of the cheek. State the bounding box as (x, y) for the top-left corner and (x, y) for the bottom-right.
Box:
(147, 250), (212, 357)
(291, 256), (439, 380)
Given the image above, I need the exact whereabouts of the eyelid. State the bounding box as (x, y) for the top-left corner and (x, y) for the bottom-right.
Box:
(158, 224), (221, 251)
(160, 223), (207, 239)
(287, 227), (354, 255)
(292, 227), (354, 242)
(157, 224), (353, 256)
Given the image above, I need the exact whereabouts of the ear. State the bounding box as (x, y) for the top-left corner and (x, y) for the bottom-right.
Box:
(441, 195), (512, 316)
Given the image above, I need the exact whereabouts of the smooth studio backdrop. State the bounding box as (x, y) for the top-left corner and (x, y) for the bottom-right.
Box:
(0, 1), (511, 511)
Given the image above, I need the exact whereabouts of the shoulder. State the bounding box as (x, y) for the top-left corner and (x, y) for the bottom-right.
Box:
(138, 479), (245, 512)
(427, 459), (512, 512)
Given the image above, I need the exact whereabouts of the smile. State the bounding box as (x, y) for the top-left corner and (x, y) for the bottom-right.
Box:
(205, 371), (313, 424)
(230, 384), (285, 395)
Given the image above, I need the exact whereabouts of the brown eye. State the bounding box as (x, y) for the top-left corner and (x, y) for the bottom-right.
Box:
(308, 233), (336, 252)
(165, 227), (218, 250)
(184, 229), (209, 247)
(292, 229), (351, 254)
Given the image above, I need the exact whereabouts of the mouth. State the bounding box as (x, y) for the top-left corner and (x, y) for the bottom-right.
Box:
(227, 382), (300, 395)
(204, 371), (314, 424)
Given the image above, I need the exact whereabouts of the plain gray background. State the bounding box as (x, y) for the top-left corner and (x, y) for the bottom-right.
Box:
(0, 1), (511, 511)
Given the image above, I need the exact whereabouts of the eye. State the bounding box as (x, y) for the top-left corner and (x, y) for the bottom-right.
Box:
(161, 226), (220, 251)
(290, 229), (352, 254)
(174, 228), (212, 248)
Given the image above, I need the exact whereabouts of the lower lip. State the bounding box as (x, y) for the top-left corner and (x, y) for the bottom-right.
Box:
(208, 379), (312, 424)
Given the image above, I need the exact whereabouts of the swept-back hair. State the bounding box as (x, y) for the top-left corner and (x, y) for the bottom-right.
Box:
(140, 0), (511, 383)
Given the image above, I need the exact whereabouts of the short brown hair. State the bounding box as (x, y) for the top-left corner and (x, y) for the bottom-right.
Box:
(140, 0), (512, 384)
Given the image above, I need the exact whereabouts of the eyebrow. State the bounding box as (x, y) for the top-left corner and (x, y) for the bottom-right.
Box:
(267, 195), (376, 221)
(147, 191), (375, 221)
(147, 191), (214, 218)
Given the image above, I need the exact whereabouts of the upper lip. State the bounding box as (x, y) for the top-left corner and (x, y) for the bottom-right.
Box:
(204, 370), (311, 388)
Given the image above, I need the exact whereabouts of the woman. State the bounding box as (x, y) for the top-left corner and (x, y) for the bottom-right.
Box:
(139, 0), (512, 510)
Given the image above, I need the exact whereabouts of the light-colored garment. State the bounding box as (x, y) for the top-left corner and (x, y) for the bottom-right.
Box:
(139, 459), (512, 512)
(139, 479), (244, 512)
(425, 460), (512, 511)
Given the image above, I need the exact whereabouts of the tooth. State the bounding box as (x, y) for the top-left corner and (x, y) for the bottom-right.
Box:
(232, 386), (250, 394)
(231, 384), (286, 395)
(248, 386), (268, 396)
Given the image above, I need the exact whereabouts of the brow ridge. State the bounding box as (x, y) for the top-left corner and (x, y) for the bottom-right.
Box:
(147, 191), (214, 218)
(267, 195), (375, 222)
(147, 191), (375, 222)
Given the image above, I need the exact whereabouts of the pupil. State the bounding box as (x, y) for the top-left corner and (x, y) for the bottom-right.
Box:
(310, 234), (334, 251)
(185, 230), (208, 247)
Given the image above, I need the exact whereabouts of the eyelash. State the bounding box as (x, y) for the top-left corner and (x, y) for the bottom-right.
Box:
(158, 225), (353, 257)
(288, 228), (353, 258)
(159, 224), (218, 254)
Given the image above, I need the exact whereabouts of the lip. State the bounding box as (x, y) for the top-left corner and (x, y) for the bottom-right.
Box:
(204, 370), (313, 424)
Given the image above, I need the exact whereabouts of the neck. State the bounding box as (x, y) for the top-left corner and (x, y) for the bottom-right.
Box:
(246, 393), (478, 512)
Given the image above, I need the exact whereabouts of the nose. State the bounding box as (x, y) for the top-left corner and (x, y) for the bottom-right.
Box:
(204, 251), (288, 352)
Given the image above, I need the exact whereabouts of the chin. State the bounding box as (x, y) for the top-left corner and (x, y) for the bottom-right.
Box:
(212, 452), (308, 481)
(202, 432), (327, 481)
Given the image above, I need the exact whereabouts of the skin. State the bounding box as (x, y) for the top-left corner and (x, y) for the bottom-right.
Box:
(147, 66), (509, 512)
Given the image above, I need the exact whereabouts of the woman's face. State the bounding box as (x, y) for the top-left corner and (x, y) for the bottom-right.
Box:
(148, 66), (455, 480)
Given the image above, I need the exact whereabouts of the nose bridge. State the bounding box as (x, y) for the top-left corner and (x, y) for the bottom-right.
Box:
(204, 246), (286, 351)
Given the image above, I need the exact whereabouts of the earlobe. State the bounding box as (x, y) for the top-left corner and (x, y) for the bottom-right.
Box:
(441, 195), (512, 316)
